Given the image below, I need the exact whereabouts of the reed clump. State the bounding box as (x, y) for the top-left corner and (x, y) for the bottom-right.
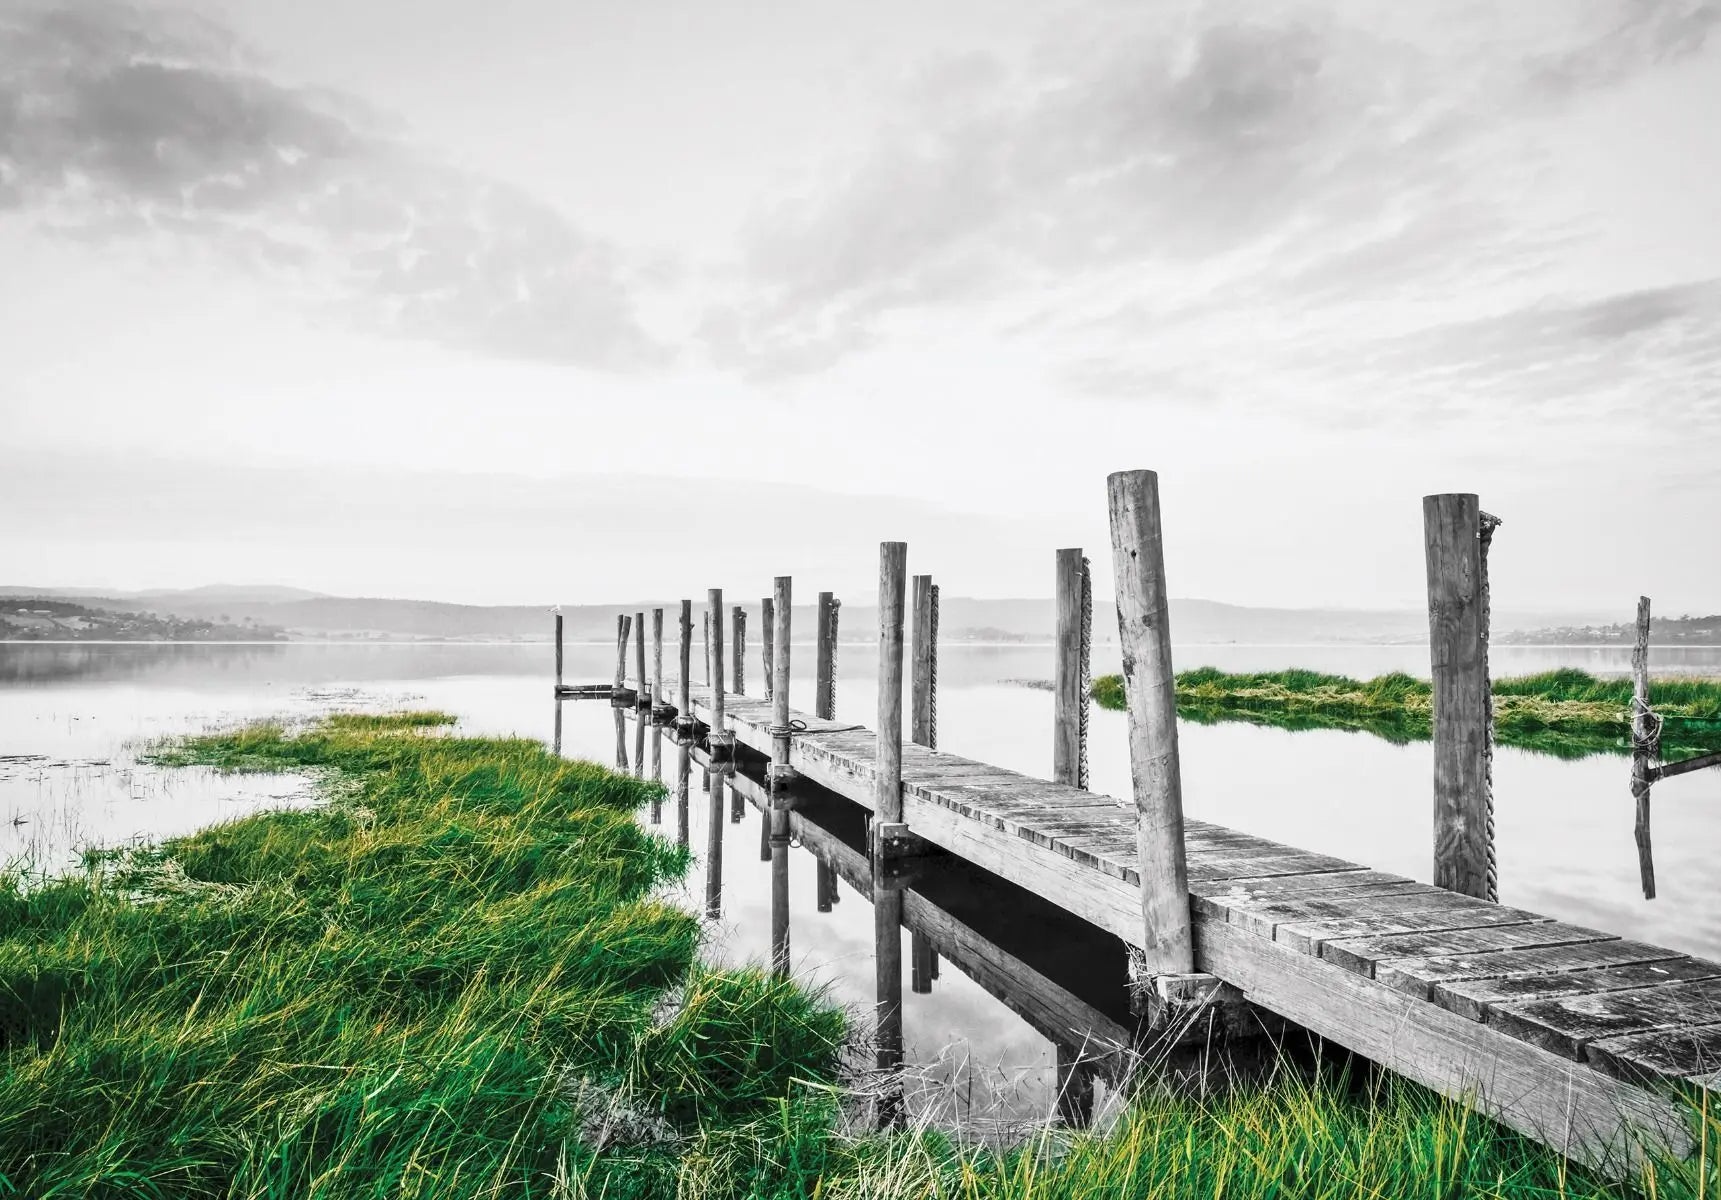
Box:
(1091, 668), (1721, 759)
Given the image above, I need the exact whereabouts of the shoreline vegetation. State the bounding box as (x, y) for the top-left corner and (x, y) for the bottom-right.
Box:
(1, 713), (1715, 1195)
(1091, 667), (1721, 760)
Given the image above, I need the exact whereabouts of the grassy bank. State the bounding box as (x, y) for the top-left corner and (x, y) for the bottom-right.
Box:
(1, 712), (1712, 1197)
(1092, 667), (1721, 759)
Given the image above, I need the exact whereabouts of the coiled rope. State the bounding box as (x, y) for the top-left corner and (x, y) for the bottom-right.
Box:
(1478, 511), (1503, 904)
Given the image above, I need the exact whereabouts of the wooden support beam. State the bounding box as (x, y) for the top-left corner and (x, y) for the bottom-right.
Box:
(1053, 548), (1085, 788)
(1107, 469), (1196, 979)
(1652, 749), (1721, 782)
(815, 591), (837, 720)
(1423, 493), (1492, 900)
(911, 574), (936, 749)
(1631, 596), (1656, 900)
(875, 544), (908, 855)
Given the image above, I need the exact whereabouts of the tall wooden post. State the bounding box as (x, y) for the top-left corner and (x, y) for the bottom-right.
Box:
(702, 610), (711, 686)
(678, 601), (692, 719)
(771, 578), (794, 782)
(875, 545), (908, 832)
(761, 596), (775, 703)
(815, 591), (837, 720)
(614, 614), (631, 690)
(650, 608), (664, 787)
(634, 611), (646, 695)
(1107, 470), (1195, 979)
(708, 588), (726, 739)
(911, 574), (936, 750)
(1054, 548), (1087, 788)
(554, 612), (564, 691)
(1631, 596), (1657, 900)
(1423, 493), (1491, 900)
(732, 604), (746, 696)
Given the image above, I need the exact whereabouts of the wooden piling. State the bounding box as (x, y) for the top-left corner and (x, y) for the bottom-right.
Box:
(815, 591), (837, 720)
(1106, 470), (1195, 978)
(652, 609), (664, 705)
(1054, 548), (1086, 788)
(634, 611), (646, 695)
(876, 545), (908, 832)
(1423, 493), (1491, 900)
(709, 588), (726, 739)
(772, 577), (793, 792)
(732, 604), (746, 696)
(678, 600), (693, 718)
(911, 574), (936, 749)
(614, 614), (631, 689)
(1631, 596), (1656, 900)
(554, 612), (564, 691)
(761, 596), (775, 702)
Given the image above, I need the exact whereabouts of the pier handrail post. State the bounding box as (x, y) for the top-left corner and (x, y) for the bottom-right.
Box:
(761, 596), (775, 703)
(634, 611), (646, 697)
(554, 612), (564, 691)
(874, 544), (908, 843)
(1106, 470), (1197, 982)
(732, 605), (746, 696)
(1423, 493), (1493, 901)
(911, 574), (936, 749)
(1631, 596), (1656, 899)
(1053, 548), (1086, 788)
(708, 588), (726, 737)
(815, 591), (837, 720)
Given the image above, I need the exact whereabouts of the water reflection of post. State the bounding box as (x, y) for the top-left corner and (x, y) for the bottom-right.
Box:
(872, 543), (908, 1128)
(676, 742), (690, 849)
(1054, 1044), (1097, 1127)
(552, 697), (563, 757)
(677, 600), (693, 849)
(613, 706), (629, 773)
(706, 587), (727, 920)
(650, 608), (664, 812)
(816, 861), (838, 912)
(910, 932), (934, 994)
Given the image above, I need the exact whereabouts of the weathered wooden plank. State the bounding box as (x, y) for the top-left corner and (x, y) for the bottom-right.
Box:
(1194, 915), (1694, 1173)
(1490, 977), (1721, 1061)
(1587, 1022), (1721, 1089)
(1319, 923), (1616, 978)
(1219, 886), (1489, 941)
(1278, 905), (1546, 958)
(1370, 939), (1700, 1006)
(1192, 869), (1416, 903)
(1434, 957), (1721, 1023)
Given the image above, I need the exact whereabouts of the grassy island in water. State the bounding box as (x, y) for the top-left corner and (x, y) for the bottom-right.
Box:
(1092, 667), (1721, 760)
(0, 712), (1714, 1197)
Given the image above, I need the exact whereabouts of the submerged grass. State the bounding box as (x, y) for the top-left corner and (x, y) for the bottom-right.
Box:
(1091, 667), (1721, 759)
(2, 710), (1712, 1197)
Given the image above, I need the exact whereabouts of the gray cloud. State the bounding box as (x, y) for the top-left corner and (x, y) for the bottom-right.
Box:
(0, 0), (665, 370)
(710, 0), (1719, 379)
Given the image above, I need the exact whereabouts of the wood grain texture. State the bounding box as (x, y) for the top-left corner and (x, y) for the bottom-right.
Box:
(911, 574), (935, 749)
(1107, 469), (1194, 976)
(1053, 548), (1085, 788)
(772, 577), (793, 774)
(876, 544), (907, 825)
(1423, 493), (1490, 899)
(815, 591), (836, 721)
(760, 596), (774, 703)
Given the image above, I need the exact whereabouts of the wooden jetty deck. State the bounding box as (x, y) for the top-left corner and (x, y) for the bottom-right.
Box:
(556, 472), (1720, 1173)
(673, 680), (1716, 1168)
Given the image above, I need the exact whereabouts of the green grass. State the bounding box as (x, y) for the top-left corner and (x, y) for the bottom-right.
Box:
(1092, 668), (1721, 760)
(2, 712), (1713, 1197)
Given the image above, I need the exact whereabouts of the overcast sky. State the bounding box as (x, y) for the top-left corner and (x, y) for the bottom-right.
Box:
(3, 0), (1718, 612)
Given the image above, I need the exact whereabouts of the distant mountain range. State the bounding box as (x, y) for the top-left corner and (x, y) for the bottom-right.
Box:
(0, 584), (1634, 645)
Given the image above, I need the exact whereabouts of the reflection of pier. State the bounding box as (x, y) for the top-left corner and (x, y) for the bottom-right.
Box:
(554, 470), (1718, 1174)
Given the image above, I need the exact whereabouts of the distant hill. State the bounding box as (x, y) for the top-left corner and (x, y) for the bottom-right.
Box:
(0, 598), (287, 642)
(1499, 613), (1721, 646)
(0, 584), (325, 604)
(0, 586), (1616, 645)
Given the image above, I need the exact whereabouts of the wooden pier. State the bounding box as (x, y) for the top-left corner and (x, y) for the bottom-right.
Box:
(553, 469), (1718, 1173)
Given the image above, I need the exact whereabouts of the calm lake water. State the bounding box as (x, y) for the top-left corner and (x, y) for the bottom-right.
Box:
(3, 639), (1718, 1129)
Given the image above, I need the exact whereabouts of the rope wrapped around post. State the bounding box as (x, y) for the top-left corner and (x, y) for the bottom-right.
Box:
(1478, 510), (1502, 904)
